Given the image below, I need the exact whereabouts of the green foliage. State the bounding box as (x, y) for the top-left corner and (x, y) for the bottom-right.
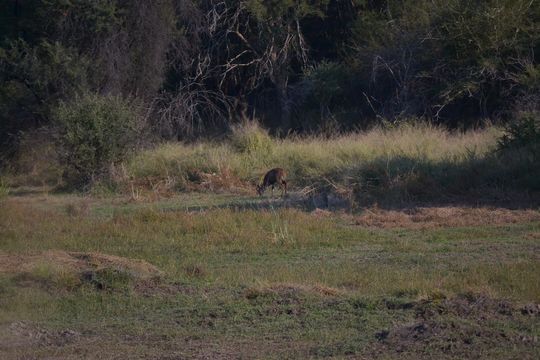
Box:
(517, 64), (540, 90)
(0, 0), (173, 161)
(53, 92), (139, 185)
(246, 0), (328, 20)
(304, 61), (347, 107)
(347, 0), (540, 122)
(0, 39), (88, 155)
(0, 39), (88, 102)
(498, 112), (540, 160)
(59, 0), (122, 37)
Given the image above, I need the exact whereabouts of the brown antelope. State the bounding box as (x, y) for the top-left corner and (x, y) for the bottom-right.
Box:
(257, 168), (287, 197)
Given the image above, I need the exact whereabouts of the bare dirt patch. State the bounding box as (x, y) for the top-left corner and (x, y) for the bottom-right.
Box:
(353, 206), (540, 229)
(371, 294), (540, 359)
(0, 321), (80, 348)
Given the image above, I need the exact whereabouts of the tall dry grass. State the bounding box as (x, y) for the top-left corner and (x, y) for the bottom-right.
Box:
(121, 123), (521, 202)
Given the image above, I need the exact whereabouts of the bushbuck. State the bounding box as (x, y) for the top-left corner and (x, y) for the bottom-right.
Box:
(257, 168), (287, 197)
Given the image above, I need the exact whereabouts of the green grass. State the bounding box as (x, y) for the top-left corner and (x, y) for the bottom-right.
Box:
(0, 194), (539, 358)
(1, 198), (539, 297)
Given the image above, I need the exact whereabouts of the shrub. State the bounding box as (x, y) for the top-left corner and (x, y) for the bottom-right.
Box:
(53, 92), (140, 186)
(9, 127), (63, 187)
(305, 61), (347, 103)
(498, 111), (540, 161)
(230, 121), (274, 156)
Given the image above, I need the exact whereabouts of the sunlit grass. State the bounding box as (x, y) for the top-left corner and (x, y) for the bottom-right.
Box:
(127, 123), (501, 185)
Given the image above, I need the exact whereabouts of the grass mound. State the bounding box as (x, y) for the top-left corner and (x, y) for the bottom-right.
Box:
(0, 250), (162, 290)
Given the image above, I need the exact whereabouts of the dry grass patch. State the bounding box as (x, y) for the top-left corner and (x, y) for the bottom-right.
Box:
(353, 206), (540, 229)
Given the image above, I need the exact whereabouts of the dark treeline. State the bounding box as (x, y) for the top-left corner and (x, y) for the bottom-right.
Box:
(1, 0), (539, 157)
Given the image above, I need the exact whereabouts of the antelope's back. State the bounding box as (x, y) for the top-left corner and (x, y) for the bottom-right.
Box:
(264, 168), (285, 185)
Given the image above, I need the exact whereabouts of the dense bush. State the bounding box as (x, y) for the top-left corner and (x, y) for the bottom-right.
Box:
(2, 0), (538, 140)
(498, 112), (540, 160)
(497, 111), (540, 191)
(53, 93), (140, 185)
(0, 177), (8, 199)
(1, 0), (539, 196)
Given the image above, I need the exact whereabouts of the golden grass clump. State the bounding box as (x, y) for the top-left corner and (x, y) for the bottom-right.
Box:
(229, 120), (274, 156)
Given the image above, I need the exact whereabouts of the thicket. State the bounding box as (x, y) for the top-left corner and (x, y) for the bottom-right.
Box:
(0, 0), (539, 188)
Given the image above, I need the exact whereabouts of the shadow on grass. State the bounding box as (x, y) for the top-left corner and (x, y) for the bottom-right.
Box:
(7, 151), (540, 213)
(176, 152), (540, 212)
(349, 153), (540, 210)
(162, 194), (323, 213)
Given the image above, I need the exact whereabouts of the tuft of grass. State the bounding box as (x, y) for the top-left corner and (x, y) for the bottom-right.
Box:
(229, 120), (274, 157)
(27, 262), (81, 290)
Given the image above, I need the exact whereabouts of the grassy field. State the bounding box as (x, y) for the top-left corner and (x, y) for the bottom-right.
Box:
(1, 190), (539, 359)
(1, 123), (538, 358)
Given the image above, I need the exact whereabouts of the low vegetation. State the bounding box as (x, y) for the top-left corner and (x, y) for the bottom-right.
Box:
(0, 195), (539, 358)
